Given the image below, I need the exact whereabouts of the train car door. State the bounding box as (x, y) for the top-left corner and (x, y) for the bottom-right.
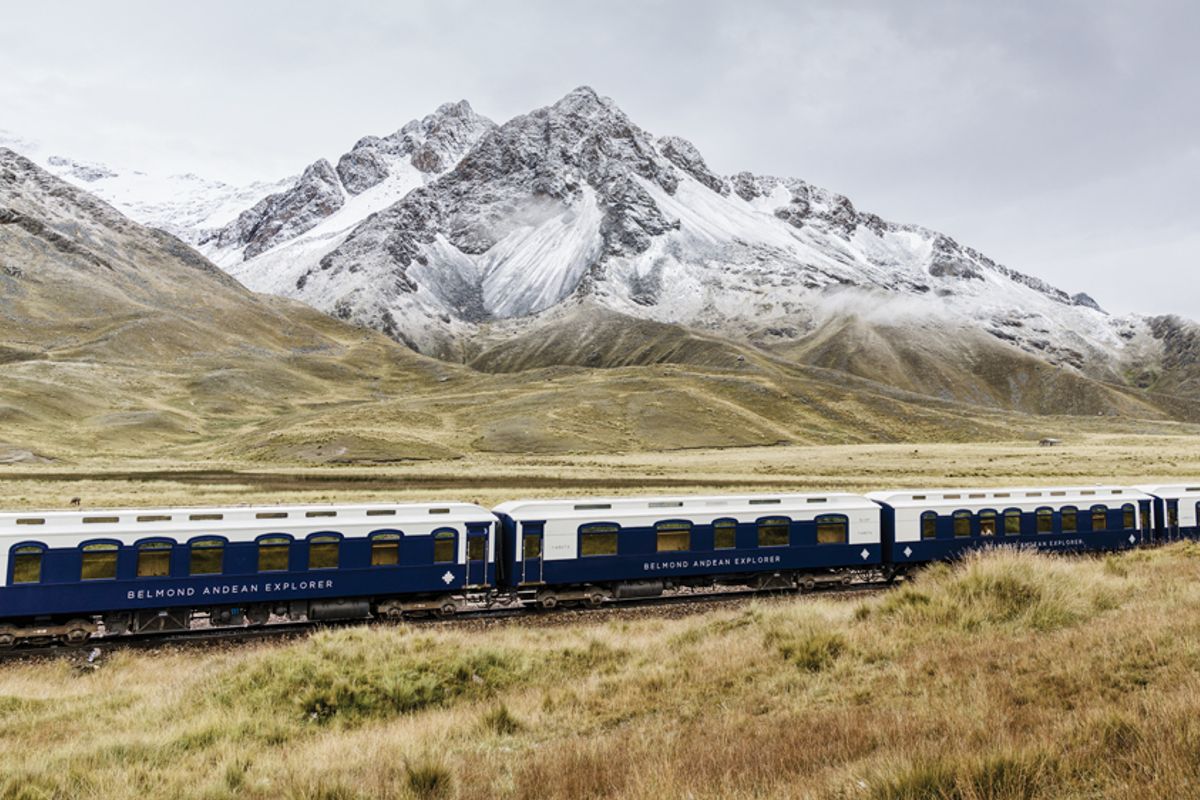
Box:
(522, 522), (544, 584)
(1167, 500), (1180, 541)
(466, 525), (489, 586)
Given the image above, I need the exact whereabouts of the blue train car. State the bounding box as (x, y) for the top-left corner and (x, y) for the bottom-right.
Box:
(868, 486), (1153, 567)
(1135, 485), (1200, 542)
(493, 493), (883, 607)
(0, 501), (496, 646)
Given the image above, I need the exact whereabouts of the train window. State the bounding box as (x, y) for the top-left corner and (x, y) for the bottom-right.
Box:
(1036, 508), (1053, 534)
(256, 512), (287, 520)
(1091, 505), (1108, 532)
(656, 521), (692, 552)
(815, 515), (848, 545)
(136, 541), (172, 578)
(137, 515), (171, 523)
(921, 512), (937, 539)
(80, 543), (118, 580)
(579, 524), (618, 557)
(189, 538), (224, 575)
(1123, 504), (1136, 530)
(370, 532), (401, 566)
(367, 509), (396, 517)
(1169, 505), (1179, 529)
(757, 518), (790, 547)
(467, 536), (486, 561)
(522, 533), (542, 560)
(16, 518), (45, 526)
(1004, 509), (1022, 536)
(433, 530), (458, 563)
(953, 511), (971, 538)
(713, 519), (737, 549)
(1061, 507), (1077, 534)
(11, 545), (42, 584)
(979, 510), (997, 537)
(258, 536), (291, 572)
(308, 535), (340, 569)
(189, 514), (223, 521)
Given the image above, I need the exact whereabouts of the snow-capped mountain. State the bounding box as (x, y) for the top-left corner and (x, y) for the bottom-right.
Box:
(200, 100), (496, 270)
(213, 86), (1148, 378)
(9, 90), (1190, 403)
(0, 129), (289, 242)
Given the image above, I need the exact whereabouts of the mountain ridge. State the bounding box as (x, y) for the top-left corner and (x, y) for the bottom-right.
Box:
(6, 88), (1196, 418)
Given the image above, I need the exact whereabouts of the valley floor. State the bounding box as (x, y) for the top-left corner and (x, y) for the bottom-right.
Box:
(1, 434), (1199, 510)
(2, 439), (1200, 799)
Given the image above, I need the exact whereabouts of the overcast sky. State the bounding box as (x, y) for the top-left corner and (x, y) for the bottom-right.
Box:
(1, 0), (1195, 316)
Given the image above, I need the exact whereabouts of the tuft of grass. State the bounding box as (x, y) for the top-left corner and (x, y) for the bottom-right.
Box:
(481, 703), (524, 735)
(767, 627), (848, 672)
(872, 752), (1053, 800)
(212, 628), (533, 725)
(405, 759), (452, 800)
(874, 549), (1128, 632)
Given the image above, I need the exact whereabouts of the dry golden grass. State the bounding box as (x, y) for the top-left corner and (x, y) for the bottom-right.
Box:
(4, 546), (1200, 799)
(2, 433), (1200, 511)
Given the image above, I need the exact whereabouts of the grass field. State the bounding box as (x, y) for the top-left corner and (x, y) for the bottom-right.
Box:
(3, 545), (1200, 799)
(1, 433), (1199, 511)
(2, 438), (1200, 799)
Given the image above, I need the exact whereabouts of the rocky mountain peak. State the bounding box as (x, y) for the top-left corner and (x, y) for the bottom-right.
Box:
(200, 157), (344, 260)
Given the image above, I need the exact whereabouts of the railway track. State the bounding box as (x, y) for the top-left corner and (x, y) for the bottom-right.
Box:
(0, 579), (895, 664)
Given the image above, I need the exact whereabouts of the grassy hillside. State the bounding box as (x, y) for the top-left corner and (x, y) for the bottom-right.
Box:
(3, 545), (1200, 799)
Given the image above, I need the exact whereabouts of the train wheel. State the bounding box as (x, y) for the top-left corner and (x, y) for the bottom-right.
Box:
(62, 620), (92, 647)
(0, 626), (16, 649)
(538, 594), (559, 610)
(437, 601), (458, 618)
(586, 591), (605, 607)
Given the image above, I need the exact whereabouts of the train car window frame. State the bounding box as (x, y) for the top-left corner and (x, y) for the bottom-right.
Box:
(579, 523), (619, 557)
(921, 511), (938, 540)
(1091, 505), (1108, 533)
(369, 530), (402, 566)
(256, 535), (292, 572)
(135, 539), (174, 578)
(1004, 508), (1022, 536)
(80, 541), (120, 581)
(1123, 504), (1136, 531)
(713, 518), (737, 550)
(9, 543), (44, 584)
(1061, 506), (1078, 534)
(188, 537), (225, 576)
(756, 517), (791, 548)
(432, 528), (459, 563)
(307, 533), (341, 570)
(655, 520), (692, 553)
(1035, 507), (1054, 534)
(952, 510), (972, 538)
(815, 514), (849, 545)
(978, 509), (998, 537)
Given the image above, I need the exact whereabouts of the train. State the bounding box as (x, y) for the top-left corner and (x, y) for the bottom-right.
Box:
(0, 483), (1197, 647)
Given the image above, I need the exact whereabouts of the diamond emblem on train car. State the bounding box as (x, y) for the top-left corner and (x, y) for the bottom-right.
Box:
(442, 571), (455, 585)
(903, 546), (913, 558)
(1129, 534), (1136, 544)
(860, 548), (870, 560)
